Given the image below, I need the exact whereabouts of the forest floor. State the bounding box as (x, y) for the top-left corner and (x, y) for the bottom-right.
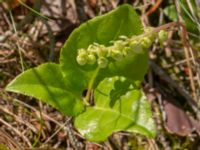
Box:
(0, 0), (200, 150)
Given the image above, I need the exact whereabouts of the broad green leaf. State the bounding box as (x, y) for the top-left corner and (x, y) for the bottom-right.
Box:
(6, 63), (84, 116)
(60, 4), (148, 95)
(75, 77), (156, 142)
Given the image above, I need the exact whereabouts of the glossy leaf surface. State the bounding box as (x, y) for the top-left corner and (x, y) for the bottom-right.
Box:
(75, 77), (156, 142)
(6, 63), (84, 116)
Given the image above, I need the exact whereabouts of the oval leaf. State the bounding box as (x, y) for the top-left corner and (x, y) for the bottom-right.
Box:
(6, 63), (84, 116)
(60, 4), (148, 95)
(75, 77), (156, 142)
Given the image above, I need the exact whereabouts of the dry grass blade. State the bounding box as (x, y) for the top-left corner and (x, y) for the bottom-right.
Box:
(175, 0), (198, 101)
(0, 118), (32, 147)
(0, 105), (38, 133)
(0, 129), (22, 150)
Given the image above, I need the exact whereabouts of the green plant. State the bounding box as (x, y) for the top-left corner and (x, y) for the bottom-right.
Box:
(164, 0), (200, 40)
(5, 4), (168, 142)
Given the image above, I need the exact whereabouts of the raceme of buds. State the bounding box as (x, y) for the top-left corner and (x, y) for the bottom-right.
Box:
(76, 55), (87, 65)
(87, 54), (96, 64)
(97, 45), (108, 57)
(140, 37), (152, 49)
(88, 45), (98, 55)
(76, 28), (168, 68)
(97, 57), (108, 68)
(109, 48), (123, 61)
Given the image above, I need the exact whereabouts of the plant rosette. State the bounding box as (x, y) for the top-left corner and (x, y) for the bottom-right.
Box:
(5, 4), (168, 142)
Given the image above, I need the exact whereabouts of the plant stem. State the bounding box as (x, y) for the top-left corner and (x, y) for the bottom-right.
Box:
(84, 68), (100, 105)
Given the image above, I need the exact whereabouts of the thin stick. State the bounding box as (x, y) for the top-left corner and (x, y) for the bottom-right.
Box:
(12, 98), (63, 127)
(0, 105), (38, 133)
(0, 118), (32, 147)
(146, 0), (162, 16)
(43, 119), (70, 144)
(0, 129), (22, 150)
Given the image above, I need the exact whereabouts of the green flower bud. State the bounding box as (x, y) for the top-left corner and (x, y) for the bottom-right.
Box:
(110, 49), (123, 61)
(144, 27), (157, 41)
(123, 47), (131, 56)
(78, 48), (87, 55)
(87, 45), (98, 55)
(87, 54), (96, 64)
(129, 40), (138, 47)
(97, 45), (108, 57)
(127, 41), (143, 55)
(119, 35), (128, 40)
(76, 55), (87, 65)
(98, 57), (108, 68)
(126, 41), (139, 55)
(114, 40), (125, 50)
(158, 30), (168, 43)
(140, 37), (152, 49)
